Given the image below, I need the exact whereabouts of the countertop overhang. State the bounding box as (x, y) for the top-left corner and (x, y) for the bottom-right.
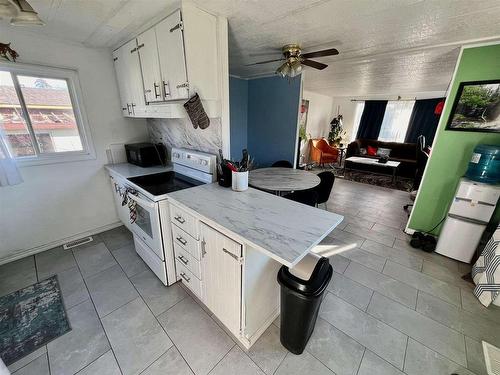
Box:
(167, 183), (344, 267)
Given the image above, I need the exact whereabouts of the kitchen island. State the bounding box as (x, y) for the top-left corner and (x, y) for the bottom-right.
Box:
(166, 183), (343, 348)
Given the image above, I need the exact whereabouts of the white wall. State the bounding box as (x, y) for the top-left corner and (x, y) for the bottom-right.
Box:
(302, 90), (333, 139)
(0, 28), (148, 263)
(330, 97), (359, 142)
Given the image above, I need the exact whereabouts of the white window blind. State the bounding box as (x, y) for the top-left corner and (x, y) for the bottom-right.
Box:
(378, 100), (415, 142)
(350, 102), (365, 141)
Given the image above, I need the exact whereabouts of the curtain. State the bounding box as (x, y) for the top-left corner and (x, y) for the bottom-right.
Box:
(356, 100), (387, 139)
(378, 101), (415, 142)
(0, 123), (23, 187)
(405, 98), (444, 145)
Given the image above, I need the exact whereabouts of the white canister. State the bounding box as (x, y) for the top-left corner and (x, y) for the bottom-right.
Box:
(232, 171), (249, 192)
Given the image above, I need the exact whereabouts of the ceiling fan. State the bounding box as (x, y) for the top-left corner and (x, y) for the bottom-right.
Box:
(246, 44), (339, 78)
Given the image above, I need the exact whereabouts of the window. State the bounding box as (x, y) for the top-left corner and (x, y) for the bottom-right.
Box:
(0, 63), (94, 165)
(350, 102), (365, 141)
(378, 100), (415, 142)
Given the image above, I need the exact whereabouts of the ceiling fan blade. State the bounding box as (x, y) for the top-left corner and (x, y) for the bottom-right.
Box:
(245, 58), (284, 66)
(302, 59), (328, 70)
(302, 48), (339, 59)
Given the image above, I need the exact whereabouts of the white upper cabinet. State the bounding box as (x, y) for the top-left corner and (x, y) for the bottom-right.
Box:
(156, 10), (189, 101)
(137, 28), (163, 104)
(112, 4), (223, 118)
(113, 38), (146, 116)
(112, 48), (130, 116)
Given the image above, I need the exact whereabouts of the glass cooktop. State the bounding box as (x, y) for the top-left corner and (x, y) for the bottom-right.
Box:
(127, 171), (203, 196)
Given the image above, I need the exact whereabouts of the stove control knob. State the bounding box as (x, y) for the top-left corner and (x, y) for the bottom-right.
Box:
(200, 160), (208, 166)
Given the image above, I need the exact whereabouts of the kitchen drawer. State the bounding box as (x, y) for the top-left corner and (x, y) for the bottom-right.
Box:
(174, 243), (201, 279)
(172, 223), (201, 260)
(134, 235), (167, 285)
(170, 203), (199, 239)
(176, 260), (202, 299)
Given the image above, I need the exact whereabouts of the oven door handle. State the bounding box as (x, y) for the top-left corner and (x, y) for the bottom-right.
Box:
(127, 193), (155, 209)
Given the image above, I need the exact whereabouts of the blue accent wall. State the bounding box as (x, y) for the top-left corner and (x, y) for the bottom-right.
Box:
(229, 77), (248, 159)
(229, 75), (301, 167)
(247, 76), (301, 167)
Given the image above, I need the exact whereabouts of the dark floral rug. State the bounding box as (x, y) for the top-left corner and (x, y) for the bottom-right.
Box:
(0, 275), (71, 365)
(328, 167), (414, 192)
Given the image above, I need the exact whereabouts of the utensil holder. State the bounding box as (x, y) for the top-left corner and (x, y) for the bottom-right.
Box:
(218, 165), (232, 187)
(232, 171), (248, 192)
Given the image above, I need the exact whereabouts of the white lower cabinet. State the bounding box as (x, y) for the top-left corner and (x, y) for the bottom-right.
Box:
(200, 223), (242, 336)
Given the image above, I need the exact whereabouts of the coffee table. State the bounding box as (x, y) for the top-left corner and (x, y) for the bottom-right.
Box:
(344, 156), (401, 183)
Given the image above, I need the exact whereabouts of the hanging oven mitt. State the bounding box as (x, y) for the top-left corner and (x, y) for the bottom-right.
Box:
(184, 93), (210, 129)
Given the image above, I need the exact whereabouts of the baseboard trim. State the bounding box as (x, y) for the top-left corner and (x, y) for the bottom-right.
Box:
(0, 221), (123, 266)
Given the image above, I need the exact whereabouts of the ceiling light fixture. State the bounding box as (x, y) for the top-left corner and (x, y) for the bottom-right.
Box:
(0, 0), (16, 18)
(276, 57), (302, 78)
(4, 0), (44, 26)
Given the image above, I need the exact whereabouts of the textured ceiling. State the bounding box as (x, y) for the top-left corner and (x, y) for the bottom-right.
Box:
(6, 0), (500, 97)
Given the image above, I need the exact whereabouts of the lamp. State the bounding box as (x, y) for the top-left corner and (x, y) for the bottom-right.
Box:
(276, 57), (302, 78)
(9, 0), (44, 25)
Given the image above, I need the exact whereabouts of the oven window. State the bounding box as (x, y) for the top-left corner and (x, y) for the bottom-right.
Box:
(135, 204), (153, 238)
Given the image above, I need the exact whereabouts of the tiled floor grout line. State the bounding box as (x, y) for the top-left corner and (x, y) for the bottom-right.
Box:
(104, 241), (195, 375)
(402, 335), (409, 373)
(70, 247), (126, 375)
(320, 291), (407, 371)
(272, 351), (290, 375)
(354, 348), (366, 375)
(205, 343), (237, 375)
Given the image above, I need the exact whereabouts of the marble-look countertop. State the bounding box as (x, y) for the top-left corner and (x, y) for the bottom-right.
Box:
(249, 168), (321, 192)
(167, 183), (344, 267)
(105, 163), (172, 179)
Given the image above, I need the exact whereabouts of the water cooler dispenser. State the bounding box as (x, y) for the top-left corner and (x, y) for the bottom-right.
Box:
(435, 145), (500, 263)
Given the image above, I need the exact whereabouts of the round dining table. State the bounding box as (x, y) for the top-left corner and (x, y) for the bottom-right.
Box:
(249, 167), (321, 195)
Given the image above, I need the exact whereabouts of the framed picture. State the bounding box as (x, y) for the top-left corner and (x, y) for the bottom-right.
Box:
(445, 80), (500, 133)
(299, 99), (309, 129)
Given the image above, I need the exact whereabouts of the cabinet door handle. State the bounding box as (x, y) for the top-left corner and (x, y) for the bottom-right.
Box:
(223, 248), (239, 261)
(180, 272), (190, 282)
(201, 239), (207, 257)
(154, 83), (161, 98)
(178, 255), (189, 265)
(137, 43), (144, 50)
(126, 103), (132, 115)
(176, 236), (187, 245)
(176, 82), (189, 89)
(163, 81), (170, 97)
(174, 216), (185, 224)
(145, 89), (152, 93)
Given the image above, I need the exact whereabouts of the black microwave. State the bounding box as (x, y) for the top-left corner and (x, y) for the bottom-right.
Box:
(125, 143), (167, 167)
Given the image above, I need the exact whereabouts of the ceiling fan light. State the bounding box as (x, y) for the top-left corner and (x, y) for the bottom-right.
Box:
(276, 62), (291, 78)
(9, 0), (44, 25)
(289, 59), (302, 77)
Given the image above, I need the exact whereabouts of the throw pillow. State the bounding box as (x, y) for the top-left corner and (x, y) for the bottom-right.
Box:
(377, 147), (391, 157)
(360, 147), (367, 155)
(367, 145), (378, 156)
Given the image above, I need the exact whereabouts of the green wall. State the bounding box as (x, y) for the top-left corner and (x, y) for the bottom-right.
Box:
(408, 44), (500, 234)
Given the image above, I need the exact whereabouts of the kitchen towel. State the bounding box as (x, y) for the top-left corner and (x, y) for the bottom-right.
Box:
(472, 225), (500, 307)
(184, 93), (210, 129)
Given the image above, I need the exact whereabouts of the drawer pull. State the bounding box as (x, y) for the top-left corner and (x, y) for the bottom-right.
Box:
(176, 236), (187, 245)
(174, 216), (186, 224)
(178, 255), (189, 265)
(180, 272), (190, 283)
(223, 248), (239, 261)
(201, 239), (207, 257)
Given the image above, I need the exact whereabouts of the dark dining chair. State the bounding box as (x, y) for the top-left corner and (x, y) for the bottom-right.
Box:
(284, 189), (318, 207)
(271, 160), (293, 168)
(314, 171), (335, 209)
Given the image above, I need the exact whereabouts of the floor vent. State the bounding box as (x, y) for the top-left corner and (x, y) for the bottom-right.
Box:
(483, 341), (500, 375)
(63, 236), (93, 250)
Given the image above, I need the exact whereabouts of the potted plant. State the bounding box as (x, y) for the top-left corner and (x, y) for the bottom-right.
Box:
(328, 114), (346, 147)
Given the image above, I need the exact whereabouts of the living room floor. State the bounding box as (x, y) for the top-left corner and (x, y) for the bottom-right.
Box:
(1, 179), (497, 375)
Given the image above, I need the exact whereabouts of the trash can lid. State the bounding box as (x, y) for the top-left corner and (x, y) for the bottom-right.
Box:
(278, 254), (332, 296)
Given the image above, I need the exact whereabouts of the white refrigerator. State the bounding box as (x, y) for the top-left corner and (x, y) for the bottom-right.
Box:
(435, 178), (500, 263)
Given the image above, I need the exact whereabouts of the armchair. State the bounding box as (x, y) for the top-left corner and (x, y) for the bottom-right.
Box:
(310, 139), (339, 166)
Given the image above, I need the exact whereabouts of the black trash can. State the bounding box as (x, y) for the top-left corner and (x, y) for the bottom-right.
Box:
(277, 254), (333, 354)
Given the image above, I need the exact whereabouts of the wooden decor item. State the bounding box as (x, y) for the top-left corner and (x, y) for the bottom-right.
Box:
(0, 43), (19, 62)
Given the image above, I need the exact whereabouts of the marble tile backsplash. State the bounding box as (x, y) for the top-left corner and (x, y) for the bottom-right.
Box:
(147, 118), (222, 156)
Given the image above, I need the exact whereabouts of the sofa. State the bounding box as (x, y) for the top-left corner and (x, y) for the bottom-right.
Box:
(346, 139), (417, 177)
(310, 139), (339, 166)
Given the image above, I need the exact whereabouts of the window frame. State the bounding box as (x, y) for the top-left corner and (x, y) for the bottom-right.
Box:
(0, 61), (95, 166)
